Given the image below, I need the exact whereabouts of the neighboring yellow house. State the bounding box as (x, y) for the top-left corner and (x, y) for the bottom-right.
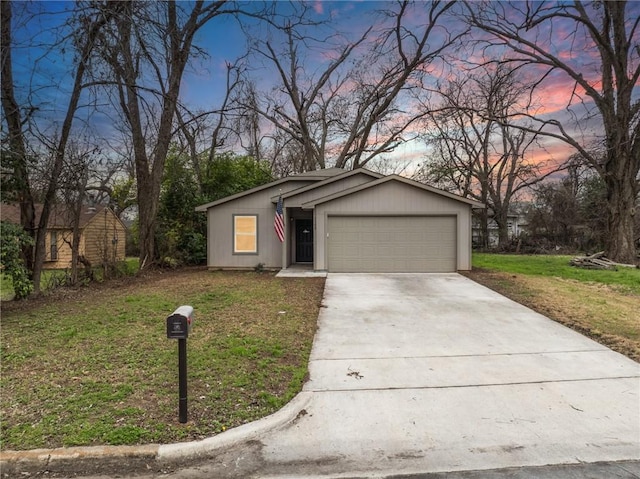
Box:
(1, 204), (126, 269)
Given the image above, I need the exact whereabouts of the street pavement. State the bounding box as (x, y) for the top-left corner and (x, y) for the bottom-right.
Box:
(2, 273), (639, 478)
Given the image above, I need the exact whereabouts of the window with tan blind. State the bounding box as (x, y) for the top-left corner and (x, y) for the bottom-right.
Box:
(233, 215), (258, 254)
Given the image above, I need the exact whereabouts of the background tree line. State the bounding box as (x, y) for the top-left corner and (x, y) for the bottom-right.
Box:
(1, 0), (638, 298)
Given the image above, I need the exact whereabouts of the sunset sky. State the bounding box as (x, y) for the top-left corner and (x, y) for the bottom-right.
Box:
(8, 1), (640, 175)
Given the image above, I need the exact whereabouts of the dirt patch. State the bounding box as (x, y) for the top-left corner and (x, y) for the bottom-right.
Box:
(463, 269), (640, 362)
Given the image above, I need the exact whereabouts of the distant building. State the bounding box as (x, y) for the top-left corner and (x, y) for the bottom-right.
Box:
(1, 204), (126, 269)
(472, 207), (529, 247)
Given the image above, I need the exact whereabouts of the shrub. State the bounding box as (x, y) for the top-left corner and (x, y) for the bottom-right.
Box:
(0, 222), (34, 299)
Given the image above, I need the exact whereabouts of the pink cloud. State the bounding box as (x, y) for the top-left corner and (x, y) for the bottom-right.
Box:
(313, 1), (323, 15)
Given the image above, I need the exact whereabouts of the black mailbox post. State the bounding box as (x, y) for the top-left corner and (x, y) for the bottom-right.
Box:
(166, 306), (193, 423)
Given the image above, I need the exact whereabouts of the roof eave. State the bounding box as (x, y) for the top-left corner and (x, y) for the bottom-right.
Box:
(301, 175), (486, 208)
(195, 173), (347, 212)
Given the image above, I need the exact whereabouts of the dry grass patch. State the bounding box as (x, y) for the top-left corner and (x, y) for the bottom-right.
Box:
(464, 269), (640, 362)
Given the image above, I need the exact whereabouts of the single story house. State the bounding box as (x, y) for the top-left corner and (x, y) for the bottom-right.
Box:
(1, 204), (126, 269)
(195, 168), (484, 273)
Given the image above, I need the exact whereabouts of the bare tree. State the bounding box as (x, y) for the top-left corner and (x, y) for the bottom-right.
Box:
(417, 64), (559, 247)
(234, 80), (264, 162)
(52, 138), (121, 284)
(92, 0), (236, 269)
(173, 58), (246, 196)
(1, 0), (37, 274)
(463, 0), (640, 262)
(1, 0), (124, 294)
(206, 60), (245, 165)
(241, 1), (463, 172)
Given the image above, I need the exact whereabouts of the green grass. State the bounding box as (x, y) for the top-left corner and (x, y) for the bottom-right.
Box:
(1, 269), (325, 450)
(473, 253), (640, 294)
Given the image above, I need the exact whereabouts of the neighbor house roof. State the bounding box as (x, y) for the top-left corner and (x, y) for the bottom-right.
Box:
(1, 204), (118, 229)
(300, 175), (486, 209)
(195, 168), (346, 211)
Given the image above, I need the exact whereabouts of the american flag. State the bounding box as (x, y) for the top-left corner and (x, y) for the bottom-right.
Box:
(274, 195), (285, 242)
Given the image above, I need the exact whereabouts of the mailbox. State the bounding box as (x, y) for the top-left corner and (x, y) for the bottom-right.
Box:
(166, 305), (194, 423)
(166, 305), (193, 339)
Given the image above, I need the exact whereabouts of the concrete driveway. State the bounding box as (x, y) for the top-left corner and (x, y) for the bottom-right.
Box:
(235, 273), (639, 477)
(151, 272), (640, 479)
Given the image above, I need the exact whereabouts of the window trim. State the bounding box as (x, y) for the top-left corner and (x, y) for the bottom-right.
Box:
(232, 214), (258, 255)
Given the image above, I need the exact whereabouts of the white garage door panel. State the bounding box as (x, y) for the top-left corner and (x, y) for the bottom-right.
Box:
(327, 216), (456, 273)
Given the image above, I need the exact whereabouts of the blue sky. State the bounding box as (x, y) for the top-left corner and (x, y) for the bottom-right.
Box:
(182, 1), (393, 109)
(6, 1), (640, 172)
(9, 1), (387, 137)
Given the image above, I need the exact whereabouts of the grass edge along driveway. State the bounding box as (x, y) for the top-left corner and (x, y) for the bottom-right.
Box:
(464, 253), (640, 363)
(0, 268), (325, 451)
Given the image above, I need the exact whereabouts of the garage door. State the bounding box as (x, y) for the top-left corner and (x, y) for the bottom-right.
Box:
(327, 216), (456, 273)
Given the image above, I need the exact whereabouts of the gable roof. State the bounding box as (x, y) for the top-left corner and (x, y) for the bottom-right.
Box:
(1, 203), (123, 229)
(300, 175), (486, 209)
(269, 168), (383, 203)
(195, 168), (346, 211)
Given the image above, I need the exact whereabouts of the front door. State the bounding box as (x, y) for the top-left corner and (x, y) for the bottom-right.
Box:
(295, 219), (313, 263)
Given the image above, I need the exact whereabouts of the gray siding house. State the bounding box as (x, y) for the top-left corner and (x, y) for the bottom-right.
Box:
(195, 168), (484, 273)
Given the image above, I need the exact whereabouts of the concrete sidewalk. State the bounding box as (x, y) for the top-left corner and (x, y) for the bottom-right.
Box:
(2, 273), (639, 478)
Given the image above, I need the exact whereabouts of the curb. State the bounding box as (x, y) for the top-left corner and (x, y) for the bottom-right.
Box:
(0, 391), (312, 474)
(158, 391), (312, 460)
(0, 444), (159, 465)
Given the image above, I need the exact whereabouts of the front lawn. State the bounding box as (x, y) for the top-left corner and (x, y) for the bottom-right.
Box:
(0, 268), (325, 450)
(465, 253), (640, 362)
(472, 253), (640, 294)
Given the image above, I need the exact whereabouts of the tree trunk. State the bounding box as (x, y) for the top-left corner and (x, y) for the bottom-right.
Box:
(1, 0), (36, 275)
(601, 58), (639, 263)
(31, 7), (114, 293)
(604, 164), (637, 263)
(494, 207), (510, 248)
(106, 1), (216, 270)
(69, 200), (84, 286)
(137, 178), (160, 269)
(3, 1), (121, 295)
(477, 208), (489, 249)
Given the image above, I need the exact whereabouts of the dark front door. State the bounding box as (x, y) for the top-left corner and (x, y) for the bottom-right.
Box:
(295, 219), (313, 263)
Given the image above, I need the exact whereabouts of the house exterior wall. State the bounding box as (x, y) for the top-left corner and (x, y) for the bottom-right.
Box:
(43, 228), (73, 269)
(284, 173), (376, 207)
(312, 181), (473, 271)
(42, 209), (126, 269)
(206, 181), (313, 269)
(83, 209), (126, 265)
